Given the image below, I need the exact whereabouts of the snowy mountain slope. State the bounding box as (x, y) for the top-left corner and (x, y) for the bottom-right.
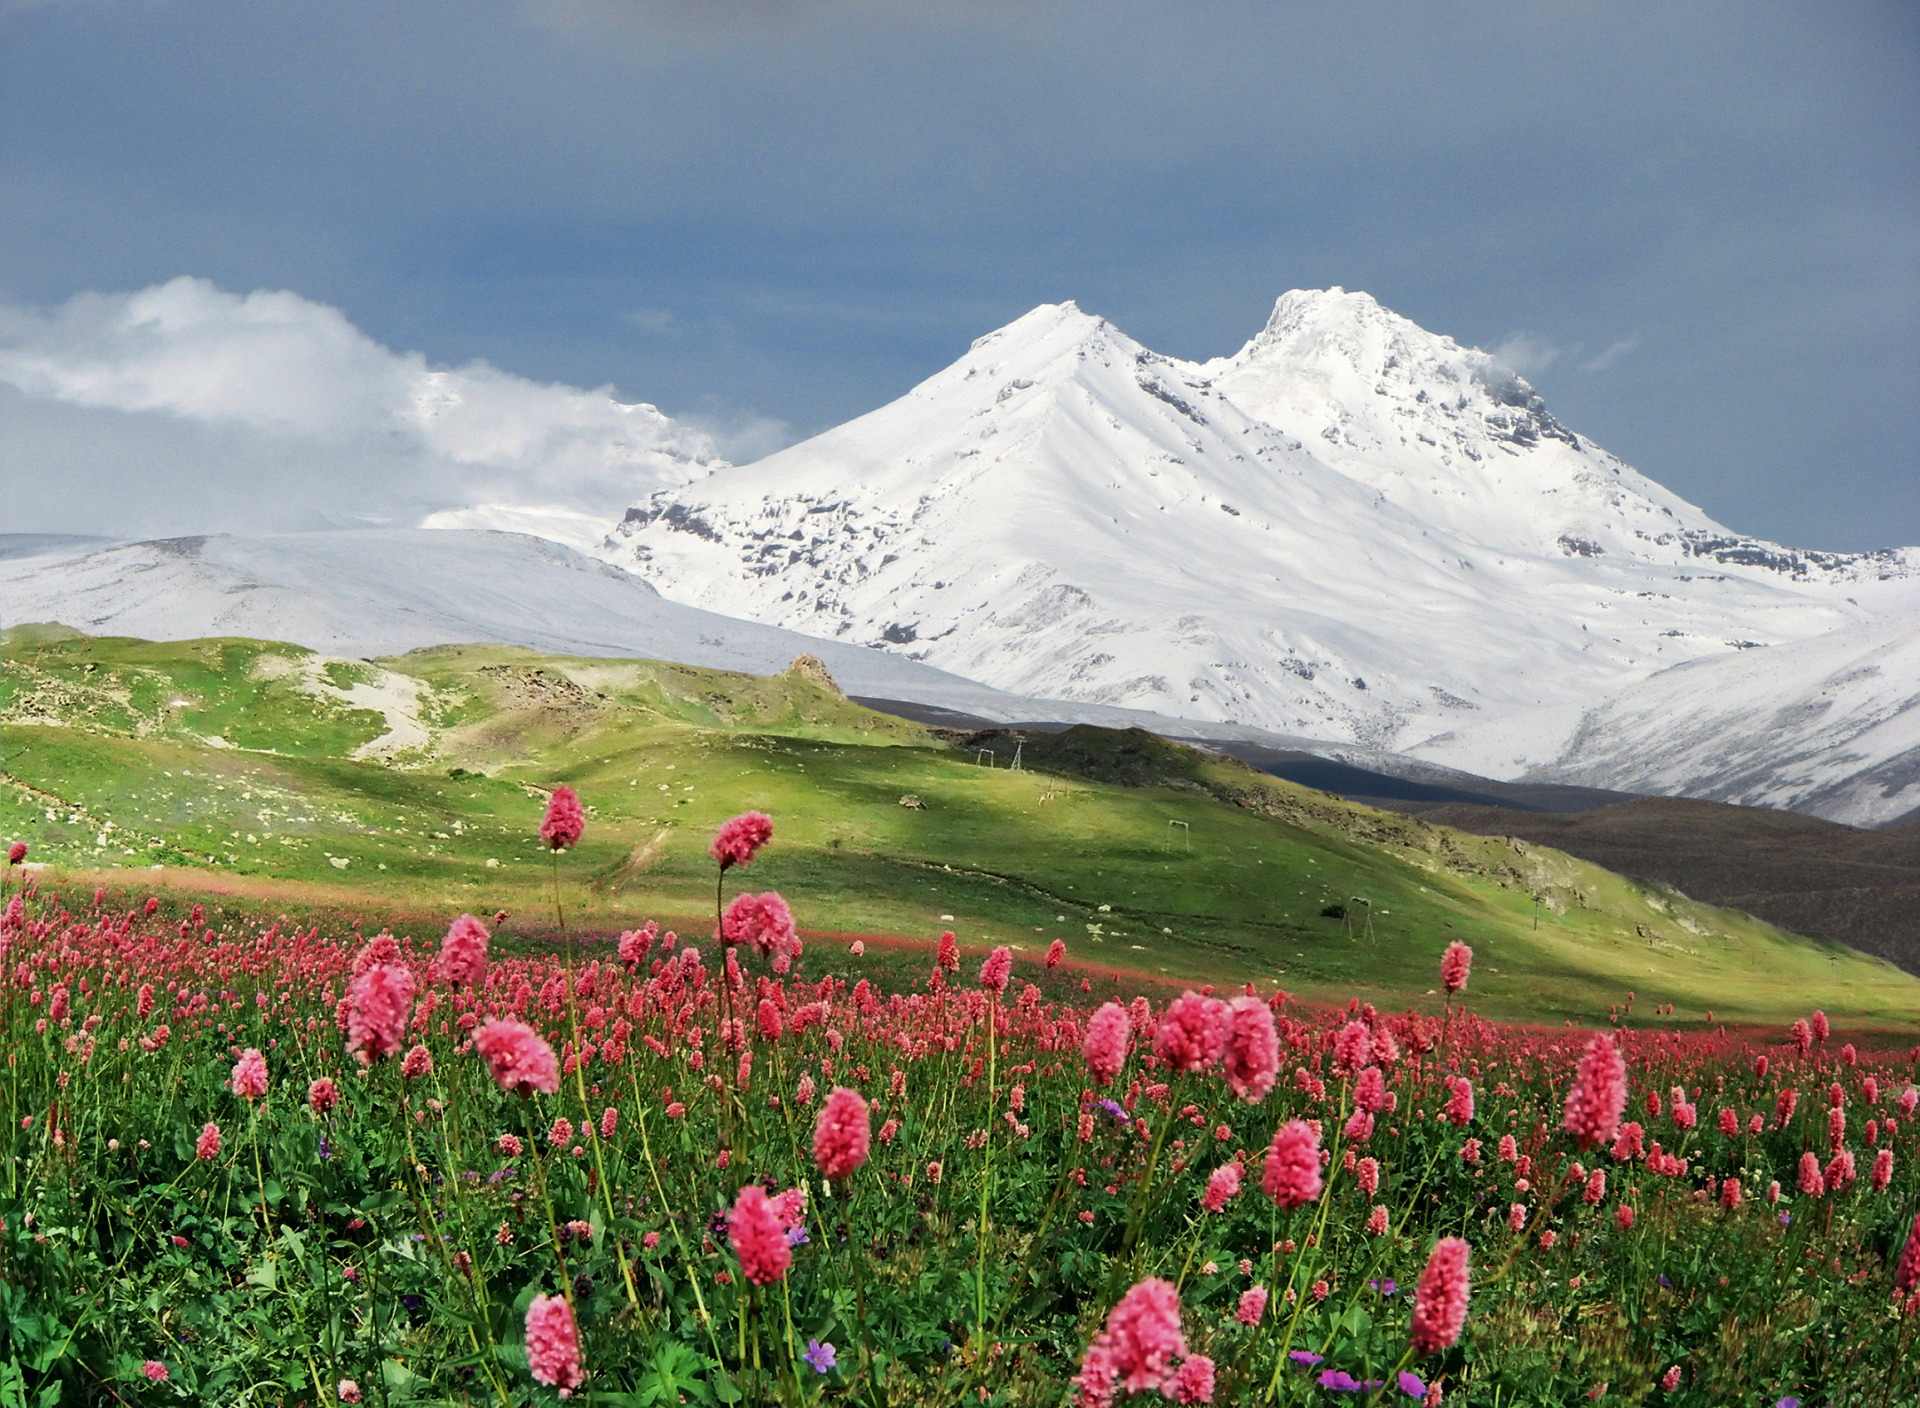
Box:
(0, 529), (1443, 746)
(1408, 613), (1920, 828)
(606, 293), (1916, 758)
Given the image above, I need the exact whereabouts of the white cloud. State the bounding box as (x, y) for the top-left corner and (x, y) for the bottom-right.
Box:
(1490, 332), (1562, 379)
(1582, 338), (1639, 373)
(0, 277), (726, 551)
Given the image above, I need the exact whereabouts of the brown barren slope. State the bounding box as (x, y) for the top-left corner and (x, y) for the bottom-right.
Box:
(1385, 796), (1920, 978)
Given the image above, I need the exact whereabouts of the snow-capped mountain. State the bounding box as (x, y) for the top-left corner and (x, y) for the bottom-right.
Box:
(1410, 612), (1920, 827)
(605, 289), (1918, 768)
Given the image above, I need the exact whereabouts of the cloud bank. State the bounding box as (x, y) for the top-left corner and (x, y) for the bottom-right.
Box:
(0, 277), (728, 548)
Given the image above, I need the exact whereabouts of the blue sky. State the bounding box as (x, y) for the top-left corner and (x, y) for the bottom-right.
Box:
(2, 0), (1915, 548)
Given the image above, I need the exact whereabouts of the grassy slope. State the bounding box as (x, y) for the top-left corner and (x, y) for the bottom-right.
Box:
(3, 627), (1914, 1031)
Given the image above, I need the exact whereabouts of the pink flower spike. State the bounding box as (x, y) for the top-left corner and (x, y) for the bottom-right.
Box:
(1896, 1211), (1920, 1295)
(1090, 1277), (1187, 1396)
(1165, 1353), (1215, 1404)
(1083, 1002), (1131, 1087)
(1202, 1162), (1242, 1213)
(728, 1184), (792, 1285)
(196, 1121), (221, 1161)
(1222, 995), (1279, 1103)
(141, 1361), (167, 1382)
(1561, 1034), (1628, 1150)
(1409, 1237), (1471, 1355)
(1154, 991), (1229, 1074)
(710, 811), (773, 870)
(979, 945), (1014, 995)
(1261, 1120), (1323, 1210)
(401, 1044), (434, 1082)
(344, 963), (415, 1067)
(436, 914), (489, 987)
(540, 785), (585, 851)
(230, 1047), (268, 1101)
(473, 1018), (560, 1096)
(812, 1086), (871, 1181)
(525, 1293), (584, 1396)
(1235, 1286), (1268, 1326)
(721, 891), (801, 972)
(1440, 942), (1472, 995)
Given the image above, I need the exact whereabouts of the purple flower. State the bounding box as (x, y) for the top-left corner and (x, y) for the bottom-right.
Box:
(1319, 1371), (1362, 1392)
(1657, 1275), (1671, 1288)
(1368, 1277), (1399, 1295)
(1399, 1372), (1427, 1399)
(1779, 1211), (1792, 1226)
(1776, 1400), (1800, 1408)
(1096, 1099), (1129, 1122)
(1289, 1350), (1324, 1366)
(803, 1339), (837, 1374)
(785, 1225), (810, 1247)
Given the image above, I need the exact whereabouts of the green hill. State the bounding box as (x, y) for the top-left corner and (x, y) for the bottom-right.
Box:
(4, 626), (1914, 1030)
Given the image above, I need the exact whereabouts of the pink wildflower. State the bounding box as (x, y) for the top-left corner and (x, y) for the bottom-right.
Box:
(1261, 1119), (1323, 1209)
(1895, 1212), (1920, 1295)
(345, 963), (414, 1066)
(600, 1106), (618, 1139)
(1409, 1237), (1471, 1356)
(1083, 1002), (1131, 1087)
(1332, 1020), (1371, 1074)
(540, 785), (585, 851)
(728, 1184), (791, 1285)
(979, 946), (1014, 995)
(937, 930), (958, 970)
(722, 892), (801, 973)
(1810, 1009), (1829, 1043)
(550, 1117), (573, 1147)
(1086, 1278), (1187, 1396)
(308, 1077), (338, 1115)
(1045, 938), (1066, 969)
(1661, 1365), (1681, 1392)
(196, 1121), (221, 1160)
(436, 914), (489, 987)
(1154, 992), (1228, 1073)
(1355, 1065), (1387, 1114)
(1561, 1035), (1628, 1150)
(337, 1382), (362, 1404)
(1164, 1353), (1215, 1405)
(1202, 1163), (1242, 1213)
(1797, 1150), (1825, 1197)
(813, 1086), (871, 1180)
(1439, 942), (1472, 995)
(1873, 1148), (1894, 1192)
(230, 1047), (267, 1101)
(401, 1044), (433, 1081)
(1235, 1286), (1268, 1326)
(142, 1361), (167, 1382)
(710, 811), (772, 870)
(1445, 1077), (1474, 1127)
(474, 1018), (560, 1096)
(1221, 995), (1280, 1102)
(525, 1293), (584, 1396)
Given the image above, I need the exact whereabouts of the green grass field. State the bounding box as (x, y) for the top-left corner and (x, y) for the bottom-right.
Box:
(5, 625), (1915, 1031)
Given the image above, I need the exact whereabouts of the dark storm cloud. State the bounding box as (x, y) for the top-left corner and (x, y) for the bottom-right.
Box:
(0, 0), (1914, 548)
